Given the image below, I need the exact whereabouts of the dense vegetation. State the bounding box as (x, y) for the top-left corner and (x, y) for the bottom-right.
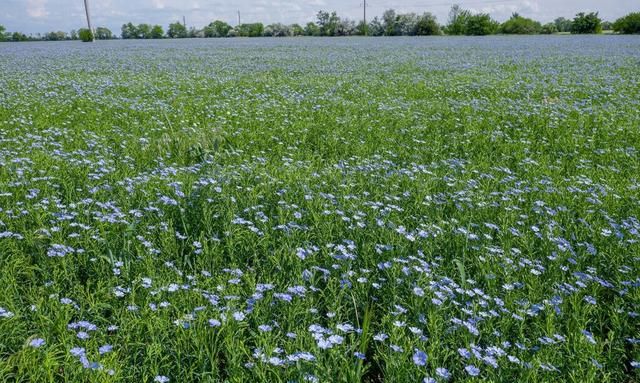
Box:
(499, 14), (542, 34)
(571, 12), (602, 34)
(78, 28), (94, 42)
(613, 12), (640, 34)
(2, 8), (640, 41)
(0, 35), (639, 383)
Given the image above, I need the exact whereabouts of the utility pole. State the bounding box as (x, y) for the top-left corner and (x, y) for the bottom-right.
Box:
(363, 0), (368, 36)
(183, 16), (186, 29)
(237, 11), (241, 26)
(83, 0), (94, 41)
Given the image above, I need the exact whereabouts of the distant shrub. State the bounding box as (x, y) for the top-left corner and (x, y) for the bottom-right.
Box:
(445, 5), (498, 35)
(613, 12), (640, 34)
(500, 13), (542, 34)
(416, 13), (441, 35)
(571, 12), (602, 34)
(540, 23), (558, 34)
(78, 28), (94, 42)
(465, 14), (499, 35)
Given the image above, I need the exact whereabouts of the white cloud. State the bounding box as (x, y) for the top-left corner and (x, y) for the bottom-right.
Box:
(26, 0), (48, 18)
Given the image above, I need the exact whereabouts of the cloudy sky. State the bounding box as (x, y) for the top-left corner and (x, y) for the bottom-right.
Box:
(1, 0), (637, 35)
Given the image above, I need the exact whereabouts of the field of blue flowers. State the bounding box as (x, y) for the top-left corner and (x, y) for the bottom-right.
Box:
(0, 36), (639, 382)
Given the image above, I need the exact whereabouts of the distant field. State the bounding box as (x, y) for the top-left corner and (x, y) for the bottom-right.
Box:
(0, 36), (639, 383)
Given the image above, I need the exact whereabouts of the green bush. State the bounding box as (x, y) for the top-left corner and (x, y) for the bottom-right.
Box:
(445, 6), (498, 35)
(571, 12), (602, 34)
(78, 28), (94, 42)
(541, 23), (558, 34)
(613, 12), (640, 34)
(500, 13), (542, 34)
(465, 13), (499, 35)
(416, 13), (441, 35)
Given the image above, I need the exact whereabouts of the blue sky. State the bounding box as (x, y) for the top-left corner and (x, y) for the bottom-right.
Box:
(1, 0), (638, 35)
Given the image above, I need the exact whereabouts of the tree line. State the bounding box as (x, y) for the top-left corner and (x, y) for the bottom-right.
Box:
(1, 7), (639, 42)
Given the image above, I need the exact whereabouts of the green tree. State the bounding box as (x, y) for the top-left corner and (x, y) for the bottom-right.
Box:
(0, 25), (6, 41)
(78, 28), (94, 42)
(316, 10), (340, 36)
(70, 29), (78, 40)
(446, 5), (471, 35)
(554, 17), (572, 32)
(336, 19), (356, 36)
(355, 20), (368, 36)
(500, 13), (541, 34)
(541, 23), (558, 34)
(167, 22), (188, 38)
(290, 24), (304, 36)
(367, 17), (384, 36)
(465, 13), (498, 35)
(45, 31), (68, 41)
(137, 24), (152, 39)
(237, 23), (264, 37)
(382, 9), (399, 36)
(95, 27), (113, 40)
(571, 12), (602, 34)
(397, 13), (420, 35)
(264, 23), (290, 37)
(416, 12), (441, 35)
(121, 23), (138, 39)
(613, 12), (640, 34)
(304, 22), (320, 36)
(11, 32), (28, 41)
(151, 25), (164, 39)
(204, 20), (232, 38)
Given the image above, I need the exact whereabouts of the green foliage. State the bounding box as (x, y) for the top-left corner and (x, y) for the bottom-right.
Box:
(203, 21), (231, 38)
(121, 22), (137, 39)
(367, 17), (385, 36)
(121, 23), (163, 39)
(416, 13), (441, 35)
(571, 12), (602, 34)
(444, 5), (498, 35)
(465, 13), (499, 35)
(151, 25), (164, 39)
(500, 13), (542, 34)
(236, 23), (264, 37)
(264, 23), (291, 37)
(167, 22), (188, 38)
(541, 23), (558, 34)
(137, 24), (152, 39)
(304, 22), (321, 36)
(44, 31), (68, 41)
(11, 32), (29, 41)
(613, 12), (640, 34)
(316, 10), (340, 36)
(94, 27), (113, 40)
(188, 27), (201, 38)
(446, 5), (471, 35)
(290, 24), (304, 36)
(78, 28), (93, 42)
(0, 25), (5, 41)
(382, 9), (400, 36)
(554, 17), (573, 32)
(379, 9), (440, 36)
